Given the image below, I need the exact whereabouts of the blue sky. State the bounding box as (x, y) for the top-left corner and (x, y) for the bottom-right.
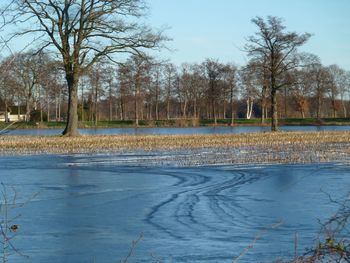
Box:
(148, 0), (350, 70)
(2, 0), (348, 70)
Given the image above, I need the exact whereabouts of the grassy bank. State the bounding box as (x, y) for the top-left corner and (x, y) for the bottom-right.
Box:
(1, 131), (350, 165)
(1, 117), (350, 130)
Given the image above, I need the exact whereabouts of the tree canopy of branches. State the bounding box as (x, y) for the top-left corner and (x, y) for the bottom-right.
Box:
(245, 16), (311, 131)
(2, 0), (166, 136)
(204, 59), (225, 124)
(118, 54), (152, 126)
(1, 12), (350, 128)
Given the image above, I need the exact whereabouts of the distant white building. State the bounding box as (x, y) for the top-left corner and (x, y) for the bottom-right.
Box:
(0, 108), (26, 122)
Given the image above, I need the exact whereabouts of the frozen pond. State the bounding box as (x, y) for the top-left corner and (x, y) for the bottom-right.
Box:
(0, 154), (349, 262)
(3, 125), (350, 136)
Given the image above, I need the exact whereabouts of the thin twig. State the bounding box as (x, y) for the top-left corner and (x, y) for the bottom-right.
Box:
(150, 252), (164, 263)
(120, 233), (143, 263)
(232, 220), (283, 263)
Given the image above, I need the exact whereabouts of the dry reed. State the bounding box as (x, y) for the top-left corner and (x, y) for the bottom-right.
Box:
(0, 131), (350, 165)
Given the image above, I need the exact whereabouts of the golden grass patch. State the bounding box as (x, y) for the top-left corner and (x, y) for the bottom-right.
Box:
(0, 131), (350, 162)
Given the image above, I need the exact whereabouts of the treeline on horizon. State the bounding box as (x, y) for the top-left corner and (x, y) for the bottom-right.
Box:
(0, 13), (349, 127)
(0, 50), (349, 125)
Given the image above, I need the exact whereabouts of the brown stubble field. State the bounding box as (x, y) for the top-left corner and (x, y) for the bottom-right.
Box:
(1, 131), (350, 165)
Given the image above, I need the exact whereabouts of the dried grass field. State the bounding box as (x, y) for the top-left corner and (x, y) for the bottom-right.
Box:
(1, 131), (350, 165)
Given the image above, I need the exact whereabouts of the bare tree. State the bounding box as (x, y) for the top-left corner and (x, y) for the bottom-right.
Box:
(221, 64), (237, 125)
(290, 69), (311, 118)
(149, 63), (163, 120)
(78, 74), (89, 122)
(176, 63), (206, 120)
(177, 64), (192, 119)
(2, 0), (166, 136)
(119, 54), (151, 126)
(245, 59), (269, 123)
(239, 65), (261, 120)
(0, 58), (17, 123)
(309, 62), (330, 119)
(87, 62), (106, 125)
(117, 66), (131, 121)
(103, 66), (117, 122)
(245, 16), (310, 131)
(346, 71), (350, 117)
(7, 52), (44, 122)
(290, 54), (321, 118)
(326, 65), (343, 118)
(36, 55), (63, 123)
(328, 65), (347, 118)
(189, 63), (206, 119)
(204, 59), (224, 124)
(163, 63), (177, 120)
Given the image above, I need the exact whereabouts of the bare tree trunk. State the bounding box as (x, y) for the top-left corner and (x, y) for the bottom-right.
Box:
(284, 86), (287, 118)
(109, 99), (113, 121)
(115, 103), (119, 121)
(317, 93), (322, 119)
(213, 103), (217, 125)
(246, 98), (253, 119)
(55, 97), (58, 121)
(223, 100), (226, 119)
(135, 85), (139, 126)
(58, 96), (61, 122)
(17, 104), (20, 121)
(231, 102), (234, 126)
(193, 98), (197, 118)
(271, 88), (278, 131)
(40, 86), (43, 122)
(135, 98), (138, 126)
(166, 98), (170, 120)
(206, 103), (210, 119)
(261, 86), (267, 124)
(120, 98), (124, 120)
(108, 88), (112, 122)
(155, 100), (159, 120)
(25, 100), (30, 122)
(47, 94), (50, 122)
(246, 99), (250, 119)
(332, 97), (337, 118)
(147, 103), (151, 120)
(140, 100), (144, 120)
(261, 103), (265, 124)
(230, 87), (234, 126)
(108, 81), (113, 122)
(62, 73), (79, 136)
(81, 83), (84, 122)
(94, 81), (98, 126)
(4, 101), (9, 123)
(341, 98), (347, 118)
(58, 95), (61, 121)
(182, 100), (187, 118)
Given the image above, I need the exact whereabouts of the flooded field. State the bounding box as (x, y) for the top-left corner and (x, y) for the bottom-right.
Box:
(4, 125), (350, 136)
(0, 153), (349, 262)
